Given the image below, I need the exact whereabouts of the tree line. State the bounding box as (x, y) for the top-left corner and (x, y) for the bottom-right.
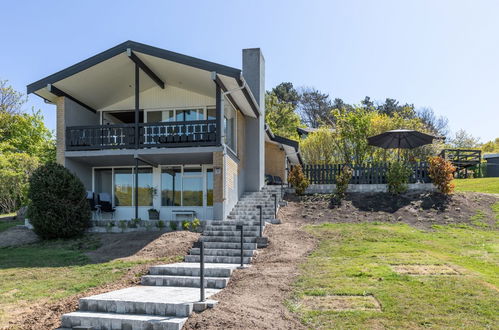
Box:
(0, 80), (55, 214)
(265, 82), (498, 164)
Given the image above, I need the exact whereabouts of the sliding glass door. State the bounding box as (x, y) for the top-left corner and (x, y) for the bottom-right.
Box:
(94, 167), (153, 207)
(160, 165), (213, 208)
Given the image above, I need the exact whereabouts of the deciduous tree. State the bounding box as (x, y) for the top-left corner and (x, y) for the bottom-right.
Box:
(265, 92), (302, 140)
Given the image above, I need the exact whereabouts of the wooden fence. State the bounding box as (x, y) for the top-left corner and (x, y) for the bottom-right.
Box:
(303, 162), (431, 184)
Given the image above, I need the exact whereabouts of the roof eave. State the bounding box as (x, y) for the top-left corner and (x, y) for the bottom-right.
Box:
(27, 40), (242, 95)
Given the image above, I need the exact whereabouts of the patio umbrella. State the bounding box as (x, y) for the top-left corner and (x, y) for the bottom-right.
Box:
(367, 129), (439, 160)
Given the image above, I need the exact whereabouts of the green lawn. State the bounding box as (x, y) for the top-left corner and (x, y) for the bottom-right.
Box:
(0, 220), (23, 233)
(454, 177), (499, 194)
(0, 236), (181, 326)
(290, 223), (499, 329)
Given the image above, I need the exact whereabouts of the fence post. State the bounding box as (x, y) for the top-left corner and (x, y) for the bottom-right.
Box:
(193, 241), (205, 302)
(257, 205), (263, 237)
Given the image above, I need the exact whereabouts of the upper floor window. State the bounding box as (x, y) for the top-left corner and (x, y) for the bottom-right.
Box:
(146, 107), (215, 123)
(224, 96), (236, 152)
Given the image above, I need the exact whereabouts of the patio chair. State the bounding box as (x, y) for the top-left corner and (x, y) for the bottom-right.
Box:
(273, 176), (283, 185)
(87, 191), (101, 219)
(265, 174), (275, 185)
(98, 193), (115, 219)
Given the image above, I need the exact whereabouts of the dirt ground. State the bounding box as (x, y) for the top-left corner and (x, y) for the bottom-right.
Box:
(184, 206), (317, 330)
(291, 191), (499, 229)
(0, 227), (39, 248)
(85, 231), (199, 263)
(6, 231), (199, 330)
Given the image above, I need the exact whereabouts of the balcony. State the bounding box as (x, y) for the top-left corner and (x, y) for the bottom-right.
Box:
(66, 120), (218, 151)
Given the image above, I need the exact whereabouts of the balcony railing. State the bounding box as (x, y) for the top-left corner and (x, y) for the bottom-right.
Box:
(66, 120), (217, 151)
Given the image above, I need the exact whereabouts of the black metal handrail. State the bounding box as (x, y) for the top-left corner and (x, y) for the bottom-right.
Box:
(66, 120), (217, 151)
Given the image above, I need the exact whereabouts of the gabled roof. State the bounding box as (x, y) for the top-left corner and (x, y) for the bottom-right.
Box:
(27, 40), (260, 117)
(265, 125), (303, 165)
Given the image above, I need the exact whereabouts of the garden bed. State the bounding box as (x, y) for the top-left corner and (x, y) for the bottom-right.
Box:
(288, 191), (499, 229)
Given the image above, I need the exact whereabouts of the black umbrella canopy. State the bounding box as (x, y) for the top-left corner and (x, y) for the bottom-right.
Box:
(367, 129), (438, 149)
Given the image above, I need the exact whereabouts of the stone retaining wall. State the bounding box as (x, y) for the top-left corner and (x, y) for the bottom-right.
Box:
(286, 183), (436, 194)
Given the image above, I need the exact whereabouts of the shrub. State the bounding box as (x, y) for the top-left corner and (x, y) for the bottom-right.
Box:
(168, 221), (176, 231)
(288, 165), (309, 195)
(27, 162), (91, 239)
(428, 156), (456, 194)
(155, 220), (165, 229)
(387, 161), (412, 194)
(190, 218), (201, 232)
(118, 220), (127, 232)
(182, 220), (191, 230)
(335, 165), (353, 199)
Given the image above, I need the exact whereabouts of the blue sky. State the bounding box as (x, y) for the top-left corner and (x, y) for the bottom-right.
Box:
(1, 0), (497, 141)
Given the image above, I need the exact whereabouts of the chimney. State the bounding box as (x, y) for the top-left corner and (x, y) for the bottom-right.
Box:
(242, 48), (265, 191)
(242, 48), (265, 111)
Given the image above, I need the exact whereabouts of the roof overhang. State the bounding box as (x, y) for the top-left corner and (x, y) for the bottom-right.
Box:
(265, 125), (303, 165)
(27, 40), (260, 117)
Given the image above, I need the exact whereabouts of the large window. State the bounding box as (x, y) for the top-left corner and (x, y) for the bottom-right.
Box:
(224, 96), (236, 152)
(146, 108), (213, 123)
(182, 168), (203, 206)
(137, 168), (153, 206)
(160, 166), (213, 207)
(206, 169), (213, 206)
(94, 168), (112, 198)
(161, 167), (181, 206)
(114, 168), (133, 206)
(93, 167), (152, 207)
(93, 166), (213, 208)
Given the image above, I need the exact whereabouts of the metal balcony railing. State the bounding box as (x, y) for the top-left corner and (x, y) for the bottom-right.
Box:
(66, 120), (217, 151)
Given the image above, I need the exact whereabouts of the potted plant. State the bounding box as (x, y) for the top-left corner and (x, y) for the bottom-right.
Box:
(148, 208), (160, 220)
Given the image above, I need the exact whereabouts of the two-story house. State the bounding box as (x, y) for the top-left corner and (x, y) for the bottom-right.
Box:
(27, 41), (301, 223)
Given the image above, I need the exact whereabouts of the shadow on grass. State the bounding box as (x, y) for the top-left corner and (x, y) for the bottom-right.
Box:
(0, 231), (165, 269)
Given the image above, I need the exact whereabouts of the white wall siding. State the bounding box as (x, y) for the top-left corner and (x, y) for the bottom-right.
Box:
(101, 85), (215, 111)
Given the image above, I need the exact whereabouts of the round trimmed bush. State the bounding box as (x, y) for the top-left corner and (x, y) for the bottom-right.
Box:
(27, 162), (91, 239)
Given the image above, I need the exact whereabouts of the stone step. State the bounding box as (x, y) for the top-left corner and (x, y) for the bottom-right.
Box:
(203, 230), (260, 237)
(209, 220), (261, 226)
(204, 225), (262, 232)
(202, 242), (257, 250)
(238, 200), (277, 204)
(149, 262), (238, 277)
(229, 208), (275, 215)
(200, 236), (257, 243)
(61, 312), (186, 330)
(190, 248), (255, 257)
(226, 215), (275, 221)
(184, 255), (252, 264)
(141, 275), (229, 289)
(79, 286), (219, 317)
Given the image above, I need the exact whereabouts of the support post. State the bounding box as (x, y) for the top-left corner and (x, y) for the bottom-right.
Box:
(134, 63), (140, 149)
(134, 158), (139, 219)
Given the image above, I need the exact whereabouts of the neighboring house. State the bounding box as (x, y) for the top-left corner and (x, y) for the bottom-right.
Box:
(27, 41), (300, 222)
(297, 126), (335, 138)
(484, 153), (499, 177)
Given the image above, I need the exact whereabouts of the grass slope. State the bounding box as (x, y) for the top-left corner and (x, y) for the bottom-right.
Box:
(291, 223), (499, 329)
(454, 177), (499, 194)
(0, 220), (22, 233)
(0, 236), (180, 326)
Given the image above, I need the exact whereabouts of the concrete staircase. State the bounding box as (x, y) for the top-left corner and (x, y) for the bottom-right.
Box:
(59, 185), (283, 330)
